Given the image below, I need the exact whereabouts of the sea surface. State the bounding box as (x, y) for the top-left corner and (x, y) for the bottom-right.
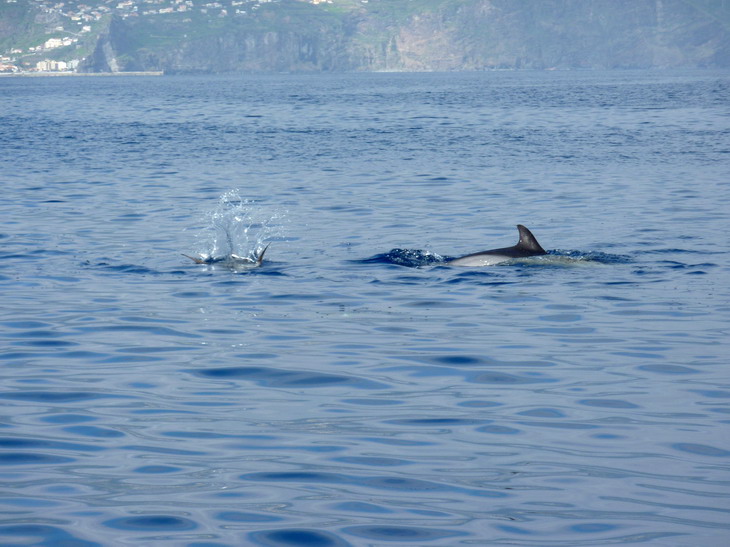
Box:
(1, 70), (729, 546)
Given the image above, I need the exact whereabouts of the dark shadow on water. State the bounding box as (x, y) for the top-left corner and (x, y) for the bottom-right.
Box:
(248, 528), (351, 547)
(103, 515), (197, 531)
(85, 260), (162, 276)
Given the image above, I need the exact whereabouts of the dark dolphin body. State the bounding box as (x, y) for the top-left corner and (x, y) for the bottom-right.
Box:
(183, 244), (269, 270)
(448, 225), (546, 267)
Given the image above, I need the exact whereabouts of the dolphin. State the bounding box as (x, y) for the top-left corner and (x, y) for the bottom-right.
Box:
(448, 225), (546, 267)
(183, 244), (269, 270)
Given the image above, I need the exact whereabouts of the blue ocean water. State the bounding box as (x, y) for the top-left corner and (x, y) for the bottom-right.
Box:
(1, 70), (729, 546)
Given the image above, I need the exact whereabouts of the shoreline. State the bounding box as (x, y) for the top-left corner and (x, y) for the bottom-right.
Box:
(0, 71), (164, 77)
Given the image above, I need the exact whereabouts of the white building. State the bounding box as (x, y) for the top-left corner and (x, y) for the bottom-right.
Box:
(36, 59), (70, 71)
(44, 38), (65, 49)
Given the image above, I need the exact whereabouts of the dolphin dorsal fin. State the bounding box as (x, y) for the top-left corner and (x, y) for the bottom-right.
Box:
(182, 253), (205, 264)
(256, 243), (270, 265)
(516, 225), (546, 253)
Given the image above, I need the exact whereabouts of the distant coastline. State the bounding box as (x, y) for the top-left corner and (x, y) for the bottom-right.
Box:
(2, 1), (728, 75)
(0, 71), (164, 77)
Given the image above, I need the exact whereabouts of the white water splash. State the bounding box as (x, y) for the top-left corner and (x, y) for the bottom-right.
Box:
(194, 190), (285, 261)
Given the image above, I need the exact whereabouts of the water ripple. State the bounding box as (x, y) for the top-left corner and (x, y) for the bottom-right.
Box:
(0, 525), (99, 547)
(343, 525), (469, 542)
(249, 528), (351, 547)
(188, 365), (388, 389)
(103, 515), (198, 531)
(2, 70), (728, 546)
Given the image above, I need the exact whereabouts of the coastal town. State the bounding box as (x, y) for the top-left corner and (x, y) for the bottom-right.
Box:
(0, 0), (344, 74)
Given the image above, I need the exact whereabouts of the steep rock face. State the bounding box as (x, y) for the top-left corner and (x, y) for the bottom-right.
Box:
(358, 0), (730, 70)
(77, 0), (730, 73)
(79, 5), (355, 73)
(164, 29), (354, 73)
(78, 17), (125, 73)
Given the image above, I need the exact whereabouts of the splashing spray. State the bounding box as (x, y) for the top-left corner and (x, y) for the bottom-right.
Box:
(193, 190), (285, 262)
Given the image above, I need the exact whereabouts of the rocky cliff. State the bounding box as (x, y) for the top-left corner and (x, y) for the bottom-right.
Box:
(77, 0), (730, 73)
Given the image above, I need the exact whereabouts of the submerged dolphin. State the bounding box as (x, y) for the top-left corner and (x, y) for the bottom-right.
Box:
(183, 244), (269, 270)
(448, 225), (546, 267)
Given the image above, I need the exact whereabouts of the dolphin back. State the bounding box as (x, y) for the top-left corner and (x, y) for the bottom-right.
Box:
(447, 224), (547, 267)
